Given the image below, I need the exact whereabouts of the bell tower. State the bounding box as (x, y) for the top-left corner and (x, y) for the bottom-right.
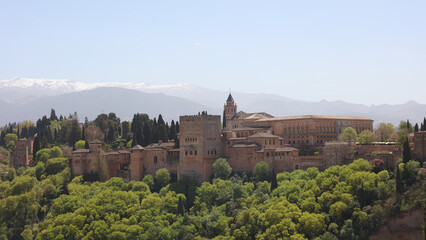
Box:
(224, 93), (237, 122)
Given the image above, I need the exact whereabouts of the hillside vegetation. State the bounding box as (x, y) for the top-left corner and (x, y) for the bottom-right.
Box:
(0, 146), (424, 240)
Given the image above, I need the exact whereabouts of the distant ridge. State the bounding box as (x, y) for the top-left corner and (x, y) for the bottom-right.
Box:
(0, 78), (425, 126)
(0, 87), (214, 125)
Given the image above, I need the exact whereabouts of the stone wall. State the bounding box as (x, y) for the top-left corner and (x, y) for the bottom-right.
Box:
(414, 131), (426, 161)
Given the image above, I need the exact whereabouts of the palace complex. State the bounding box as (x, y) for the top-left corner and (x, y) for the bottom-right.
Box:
(10, 94), (426, 182)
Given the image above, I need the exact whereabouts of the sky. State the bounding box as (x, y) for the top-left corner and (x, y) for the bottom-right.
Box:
(1, 1), (425, 105)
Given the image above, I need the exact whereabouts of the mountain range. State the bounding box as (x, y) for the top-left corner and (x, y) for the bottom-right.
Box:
(0, 77), (425, 126)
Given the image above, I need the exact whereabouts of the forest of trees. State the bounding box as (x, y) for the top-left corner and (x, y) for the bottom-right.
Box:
(0, 109), (180, 153)
(0, 149), (424, 239)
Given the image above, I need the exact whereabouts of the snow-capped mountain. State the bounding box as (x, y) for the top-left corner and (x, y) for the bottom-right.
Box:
(0, 77), (196, 104)
(0, 77), (425, 126)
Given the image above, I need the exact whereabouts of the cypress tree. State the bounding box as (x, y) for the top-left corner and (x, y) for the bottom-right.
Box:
(176, 121), (180, 133)
(84, 140), (89, 149)
(17, 124), (20, 140)
(421, 123), (424, 132)
(170, 120), (176, 140)
(107, 126), (115, 143)
(82, 127), (86, 140)
(32, 136), (41, 162)
(271, 168), (278, 191)
(223, 109), (226, 129)
(424, 117), (426, 131)
(396, 165), (403, 194)
(414, 123), (419, 132)
(402, 137), (411, 163)
(178, 196), (184, 215)
(0, 131), (6, 147)
(50, 108), (58, 121)
(131, 135), (137, 147)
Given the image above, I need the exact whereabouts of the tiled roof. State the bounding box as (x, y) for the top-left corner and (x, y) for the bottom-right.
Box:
(131, 145), (144, 150)
(248, 132), (280, 138)
(72, 149), (90, 153)
(255, 115), (372, 122)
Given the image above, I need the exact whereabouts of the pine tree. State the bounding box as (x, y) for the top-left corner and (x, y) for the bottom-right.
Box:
(178, 196), (184, 215)
(271, 168), (278, 191)
(222, 109), (227, 129)
(402, 137), (411, 163)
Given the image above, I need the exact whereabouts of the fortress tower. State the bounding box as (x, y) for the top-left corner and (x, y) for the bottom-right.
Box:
(224, 93), (237, 129)
(178, 113), (222, 182)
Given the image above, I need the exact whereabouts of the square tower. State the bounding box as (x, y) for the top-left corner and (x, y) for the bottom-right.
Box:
(179, 113), (222, 182)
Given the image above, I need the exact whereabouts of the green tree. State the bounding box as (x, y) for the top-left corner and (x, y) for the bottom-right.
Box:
(74, 140), (86, 149)
(358, 130), (375, 144)
(298, 212), (326, 238)
(339, 127), (357, 142)
(212, 158), (232, 180)
(254, 161), (269, 182)
(155, 168), (170, 190)
(376, 123), (395, 142)
(5, 133), (18, 151)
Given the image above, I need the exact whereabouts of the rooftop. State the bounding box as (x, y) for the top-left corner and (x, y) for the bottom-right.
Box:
(248, 132), (281, 138)
(255, 115), (373, 122)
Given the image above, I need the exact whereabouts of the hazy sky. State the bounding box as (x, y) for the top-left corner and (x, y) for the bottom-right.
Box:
(1, 1), (425, 105)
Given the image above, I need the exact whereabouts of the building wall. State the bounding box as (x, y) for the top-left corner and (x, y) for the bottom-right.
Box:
(106, 152), (130, 179)
(179, 114), (222, 182)
(142, 149), (179, 176)
(10, 139), (34, 168)
(323, 142), (401, 169)
(414, 131), (426, 161)
(248, 117), (373, 149)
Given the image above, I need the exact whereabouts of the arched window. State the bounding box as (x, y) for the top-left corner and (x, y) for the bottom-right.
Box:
(154, 156), (158, 164)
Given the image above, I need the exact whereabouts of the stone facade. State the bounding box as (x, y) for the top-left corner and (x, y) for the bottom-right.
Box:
(10, 138), (34, 168)
(178, 114), (222, 182)
(69, 94), (425, 183)
(413, 131), (426, 161)
(323, 142), (402, 169)
(225, 95), (373, 149)
(71, 140), (103, 176)
(226, 132), (302, 173)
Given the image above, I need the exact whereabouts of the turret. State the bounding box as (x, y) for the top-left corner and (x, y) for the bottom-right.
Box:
(224, 93), (237, 122)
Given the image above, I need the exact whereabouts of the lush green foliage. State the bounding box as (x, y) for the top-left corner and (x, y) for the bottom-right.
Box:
(1, 157), (422, 240)
(339, 127), (358, 142)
